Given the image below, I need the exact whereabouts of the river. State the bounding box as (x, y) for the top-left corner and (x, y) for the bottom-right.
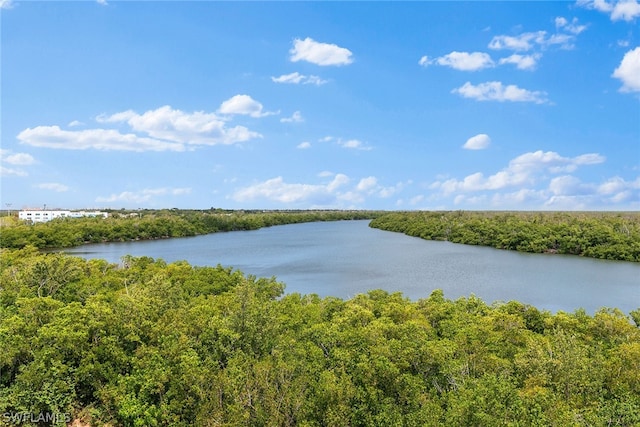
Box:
(61, 220), (640, 314)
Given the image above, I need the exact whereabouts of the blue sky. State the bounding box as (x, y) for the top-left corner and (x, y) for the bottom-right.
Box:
(1, 1), (639, 211)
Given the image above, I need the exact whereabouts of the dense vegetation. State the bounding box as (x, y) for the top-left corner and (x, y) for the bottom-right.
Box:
(1, 247), (639, 426)
(370, 211), (640, 262)
(0, 210), (380, 250)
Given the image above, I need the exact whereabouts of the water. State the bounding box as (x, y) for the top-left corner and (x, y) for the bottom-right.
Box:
(61, 220), (640, 313)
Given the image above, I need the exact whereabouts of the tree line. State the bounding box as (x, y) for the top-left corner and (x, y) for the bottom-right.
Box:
(1, 247), (639, 426)
(0, 210), (381, 250)
(370, 211), (640, 262)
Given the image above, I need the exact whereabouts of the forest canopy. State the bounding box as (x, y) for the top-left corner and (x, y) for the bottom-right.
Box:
(1, 247), (639, 426)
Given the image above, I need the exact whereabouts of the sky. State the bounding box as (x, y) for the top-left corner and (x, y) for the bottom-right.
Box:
(1, 0), (639, 211)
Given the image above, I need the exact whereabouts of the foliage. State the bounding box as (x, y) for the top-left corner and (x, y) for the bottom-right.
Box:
(370, 211), (640, 262)
(0, 210), (382, 250)
(1, 249), (639, 426)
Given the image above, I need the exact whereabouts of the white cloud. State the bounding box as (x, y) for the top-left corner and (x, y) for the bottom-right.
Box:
(232, 174), (350, 204)
(488, 30), (577, 51)
(0, 150), (35, 177)
(0, 150), (33, 176)
(488, 31), (547, 51)
(452, 81), (548, 103)
(96, 0), (108, 5)
(100, 105), (263, 144)
(231, 173), (403, 207)
(356, 176), (378, 192)
(549, 175), (593, 195)
(499, 54), (541, 70)
(68, 120), (84, 127)
(280, 111), (304, 123)
(271, 72), (328, 85)
(544, 175), (640, 208)
(218, 94), (278, 118)
(612, 0), (640, 20)
(428, 150), (634, 209)
(3, 152), (35, 165)
(36, 182), (69, 192)
(598, 176), (640, 196)
(297, 141), (311, 149)
(0, 0), (14, 9)
(19, 126), (187, 152)
(418, 56), (429, 66)
(327, 174), (350, 192)
(463, 134), (491, 150)
(431, 150), (605, 195)
(578, 0), (640, 21)
(21, 105), (262, 152)
(289, 37), (353, 66)
(431, 51), (495, 71)
(555, 16), (588, 34)
(96, 187), (191, 204)
(338, 139), (372, 150)
(0, 166), (27, 177)
(612, 47), (640, 92)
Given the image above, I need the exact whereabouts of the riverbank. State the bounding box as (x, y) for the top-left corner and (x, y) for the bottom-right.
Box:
(370, 211), (640, 262)
(0, 209), (383, 250)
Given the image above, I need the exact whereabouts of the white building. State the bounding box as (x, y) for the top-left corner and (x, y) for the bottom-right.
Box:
(19, 209), (108, 223)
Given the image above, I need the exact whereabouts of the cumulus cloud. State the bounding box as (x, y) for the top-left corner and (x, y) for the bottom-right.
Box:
(499, 54), (541, 70)
(452, 81), (548, 103)
(19, 105), (262, 152)
(232, 174), (350, 204)
(577, 0), (640, 21)
(19, 126), (187, 152)
(555, 16), (588, 34)
(488, 31), (548, 51)
(428, 150), (633, 209)
(96, 187), (191, 204)
(0, 150), (35, 177)
(0, 0), (14, 9)
(218, 94), (278, 118)
(423, 51), (495, 71)
(36, 182), (69, 192)
(100, 105), (262, 143)
(355, 177), (405, 199)
(289, 37), (353, 66)
(463, 134), (491, 150)
(488, 29), (578, 51)
(231, 173), (403, 207)
(297, 141), (311, 149)
(2, 151), (35, 165)
(280, 111), (304, 123)
(356, 176), (378, 192)
(430, 150), (605, 195)
(612, 47), (640, 92)
(271, 72), (328, 85)
(338, 139), (372, 150)
(0, 166), (27, 177)
(544, 175), (640, 209)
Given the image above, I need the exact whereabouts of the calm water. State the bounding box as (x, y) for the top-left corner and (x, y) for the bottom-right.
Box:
(62, 220), (640, 313)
